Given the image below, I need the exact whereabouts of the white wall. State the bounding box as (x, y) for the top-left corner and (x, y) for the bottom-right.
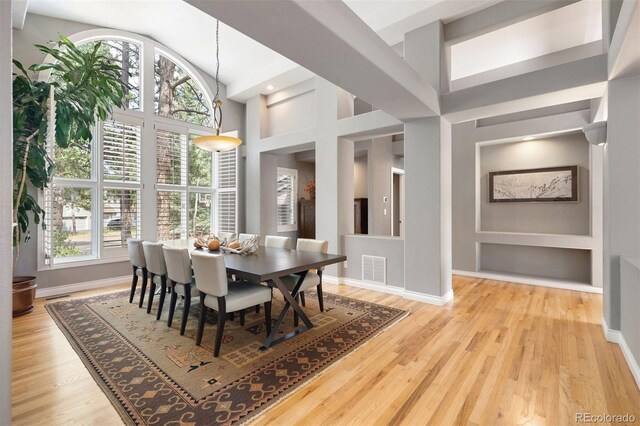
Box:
(267, 90), (315, 137)
(354, 156), (368, 198)
(0, 0), (13, 418)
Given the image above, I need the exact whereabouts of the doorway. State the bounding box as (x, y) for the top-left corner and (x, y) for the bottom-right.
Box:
(391, 167), (405, 237)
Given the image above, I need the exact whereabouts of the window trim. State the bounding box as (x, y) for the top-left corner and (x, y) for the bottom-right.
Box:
(276, 167), (298, 233)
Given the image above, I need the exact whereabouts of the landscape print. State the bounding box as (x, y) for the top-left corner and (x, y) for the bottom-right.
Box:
(489, 166), (578, 202)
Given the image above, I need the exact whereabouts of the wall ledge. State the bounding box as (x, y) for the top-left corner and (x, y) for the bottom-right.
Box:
(602, 316), (640, 391)
(36, 275), (130, 299)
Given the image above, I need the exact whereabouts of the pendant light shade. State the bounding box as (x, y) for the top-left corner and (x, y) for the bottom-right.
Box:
(193, 133), (241, 152)
(196, 20), (242, 152)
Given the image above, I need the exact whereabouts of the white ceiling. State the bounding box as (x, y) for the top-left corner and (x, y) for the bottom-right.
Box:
(23, 0), (602, 102)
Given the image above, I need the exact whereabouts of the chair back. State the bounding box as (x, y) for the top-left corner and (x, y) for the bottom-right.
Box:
(265, 235), (292, 249)
(296, 238), (328, 254)
(191, 251), (228, 297)
(127, 239), (146, 268)
(142, 241), (166, 276)
(239, 233), (261, 243)
(217, 232), (234, 244)
(162, 246), (192, 285)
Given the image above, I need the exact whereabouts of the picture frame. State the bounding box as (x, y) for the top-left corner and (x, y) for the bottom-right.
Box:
(489, 165), (578, 203)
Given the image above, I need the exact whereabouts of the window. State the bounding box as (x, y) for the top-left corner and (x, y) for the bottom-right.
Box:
(277, 168), (298, 232)
(41, 33), (238, 268)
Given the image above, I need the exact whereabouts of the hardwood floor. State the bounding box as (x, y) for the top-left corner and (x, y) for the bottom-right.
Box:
(12, 276), (640, 425)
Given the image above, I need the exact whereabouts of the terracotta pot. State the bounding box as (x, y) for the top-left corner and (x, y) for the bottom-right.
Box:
(13, 276), (37, 317)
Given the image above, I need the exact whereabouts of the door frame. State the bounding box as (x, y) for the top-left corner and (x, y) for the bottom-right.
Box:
(391, 167), (405, 237)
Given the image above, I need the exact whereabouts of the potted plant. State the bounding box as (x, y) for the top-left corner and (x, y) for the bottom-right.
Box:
(12, 36), (125, 316)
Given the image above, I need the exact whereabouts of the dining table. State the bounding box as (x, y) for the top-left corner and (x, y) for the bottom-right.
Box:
(163, 239), (347, 348)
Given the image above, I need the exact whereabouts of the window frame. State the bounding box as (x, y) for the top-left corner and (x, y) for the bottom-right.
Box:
(38, 31), (239, 270)
(276, 167), (298, 233)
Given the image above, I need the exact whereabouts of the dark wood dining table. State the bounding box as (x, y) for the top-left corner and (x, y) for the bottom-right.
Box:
(163, 240), (346, 348)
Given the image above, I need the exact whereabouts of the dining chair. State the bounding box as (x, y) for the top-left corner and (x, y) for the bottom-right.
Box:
(217, 231), (234, 244)
(162, 245), (200, 335)
(280, 238), (329, 326)
(142, 241), (169, 320)
(239, 233), (260, 244)
(265, 235), (292, 249)
(191, 251), (272, 357)
(127, 239), (148, 308)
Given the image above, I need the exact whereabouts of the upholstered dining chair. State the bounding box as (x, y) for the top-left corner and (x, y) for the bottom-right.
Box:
(265, 235), (292, 250)
(162, 245), (199, 335)
(239, 233), (260, 244)
(217, 231), (234, 244)
(127, 239), (148, 308)
(280, 238), (329, 326)
(142, 241), (169, 320)
(191, 251), (273, 357)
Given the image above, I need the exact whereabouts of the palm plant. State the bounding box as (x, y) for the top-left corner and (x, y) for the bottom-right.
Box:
(13, 35), (126, 271)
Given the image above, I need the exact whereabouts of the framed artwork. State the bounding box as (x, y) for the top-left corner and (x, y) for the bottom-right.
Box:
(489, 165), (578, 203)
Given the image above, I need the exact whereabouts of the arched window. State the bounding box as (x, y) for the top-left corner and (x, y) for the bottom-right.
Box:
(42, 32), (238, 268)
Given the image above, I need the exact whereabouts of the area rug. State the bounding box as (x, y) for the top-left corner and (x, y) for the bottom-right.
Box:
(46, 288), (408, 425)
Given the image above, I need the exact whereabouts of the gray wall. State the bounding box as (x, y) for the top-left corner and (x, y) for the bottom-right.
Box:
(267, 90), (315, 137)
(453, 122), (596, 283)
(354, 156), (368, 198)
(1, 0), (13, 416)
(604, 74), (640, 330)
(480, 134), (591, 235)
(343, 235), (404, 288)
(12, 13), (245, 288)
(481, 244), (591, 283)
(620, 257), (640, 369)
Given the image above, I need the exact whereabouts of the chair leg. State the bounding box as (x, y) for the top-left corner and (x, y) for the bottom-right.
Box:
(195, 293), (206, 346)
(180, 285), (191, 336)
(229, 312), (235, 321)
(293, 293), (299, 327)
(146, 274), (156, 314)
(240, 309), (245, 326)
(300, 291), (306, 306)
(264, 301), (272, 336)
(214, 297), (226, 357)
(167, 284), (178, 328)
(156, 276), (167, 321)
(129, 267), (138, 303)
(138, 268), (148, 308)
(255, 305), (260, 314)
(317, 283), (324, 312)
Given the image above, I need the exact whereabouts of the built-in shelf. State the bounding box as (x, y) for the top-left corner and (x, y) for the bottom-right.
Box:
(475, 231), (593, 250)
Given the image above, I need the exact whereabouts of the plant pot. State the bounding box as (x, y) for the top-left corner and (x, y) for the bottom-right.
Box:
(13, 276), (37, 317)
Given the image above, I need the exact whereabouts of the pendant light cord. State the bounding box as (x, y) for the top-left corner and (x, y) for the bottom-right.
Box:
(214, 19), (220, 102)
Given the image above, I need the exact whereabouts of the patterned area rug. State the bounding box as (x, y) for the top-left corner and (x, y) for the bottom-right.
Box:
(46, 288), (408, 425)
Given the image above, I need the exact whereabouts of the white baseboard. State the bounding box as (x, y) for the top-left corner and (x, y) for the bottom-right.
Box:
(602, 316), (640, 390)
(453, 269), (602, 294)
(329, 275), (453, 307)
(36, 275), (130, 299)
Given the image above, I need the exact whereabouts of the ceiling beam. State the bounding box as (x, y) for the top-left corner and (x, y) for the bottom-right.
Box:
(185, 0), (440, 121)
(442, 54), (608, 122)
(444, 0), (580, 44)
(608, 0), (640, 79)
(11, 0), (29, 30)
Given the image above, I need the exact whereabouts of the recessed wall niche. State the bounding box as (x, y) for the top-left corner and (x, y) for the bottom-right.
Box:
(480, 133), (591, 235)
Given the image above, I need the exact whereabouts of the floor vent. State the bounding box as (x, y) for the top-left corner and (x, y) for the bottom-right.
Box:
(362, 255), (386, 285)
(45, 294), (71, 301)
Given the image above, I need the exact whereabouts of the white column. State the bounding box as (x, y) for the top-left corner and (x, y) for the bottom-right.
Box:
(0, 0), (13, 416)
(245, 95), (268, 234)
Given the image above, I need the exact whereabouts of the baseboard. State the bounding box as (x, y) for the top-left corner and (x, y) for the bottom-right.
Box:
(335, 276), (453, 306)
(453, 269), (602, 294)
(403, 289), (454, 306)
(36, 275), (130, 299)
(601, 316), (640, 390)
(341, 278), (404, 296)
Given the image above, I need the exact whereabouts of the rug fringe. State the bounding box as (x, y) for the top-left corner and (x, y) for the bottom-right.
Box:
(241, 309), (411, 425)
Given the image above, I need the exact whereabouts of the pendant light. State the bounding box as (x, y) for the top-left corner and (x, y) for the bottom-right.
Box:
(193, 20), (242, 152)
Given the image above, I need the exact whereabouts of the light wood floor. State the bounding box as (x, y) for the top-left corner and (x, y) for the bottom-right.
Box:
(12, 276), (640, 425)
